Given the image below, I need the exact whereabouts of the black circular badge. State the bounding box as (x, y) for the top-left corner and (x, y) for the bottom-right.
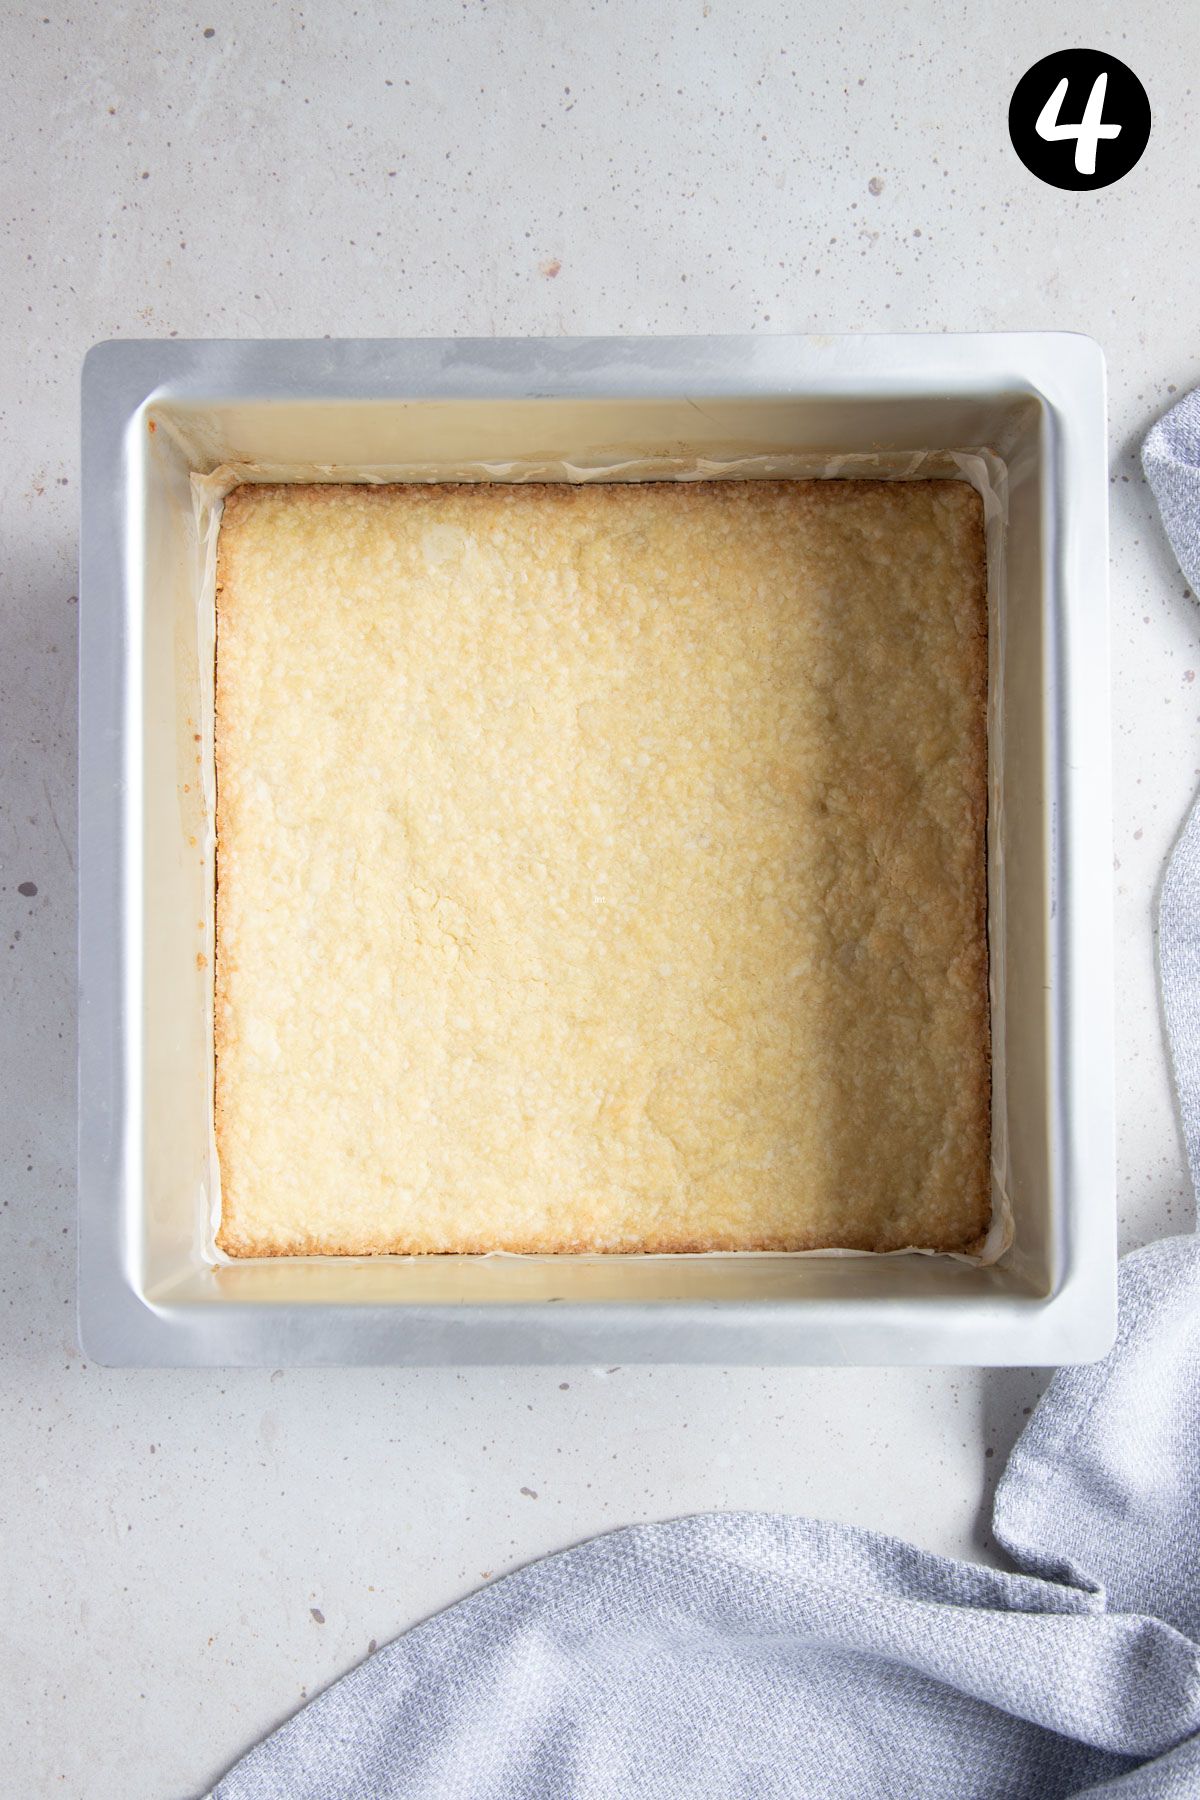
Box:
(1008, 49), (1150, 191)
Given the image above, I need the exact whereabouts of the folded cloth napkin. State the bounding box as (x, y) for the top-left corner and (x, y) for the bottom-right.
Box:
(1146, 389), (1200, 1202)
(212, 395), (1200, 1800)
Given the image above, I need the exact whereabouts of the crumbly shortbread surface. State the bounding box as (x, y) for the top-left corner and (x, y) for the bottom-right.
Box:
(214, 479), (989, 1256)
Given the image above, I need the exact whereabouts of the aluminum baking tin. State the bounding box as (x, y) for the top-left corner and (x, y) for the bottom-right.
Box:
(78, 334), (1114, 1366)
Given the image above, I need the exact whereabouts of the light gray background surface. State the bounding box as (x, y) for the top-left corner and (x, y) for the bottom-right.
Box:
(1, 3), (1196, 1795)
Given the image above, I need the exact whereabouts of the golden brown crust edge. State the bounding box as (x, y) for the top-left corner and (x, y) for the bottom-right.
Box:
(955, 480), (992, 1257)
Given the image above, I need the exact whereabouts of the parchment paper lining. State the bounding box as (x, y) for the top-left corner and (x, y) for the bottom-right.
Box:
(192, 452), (1012, 1269)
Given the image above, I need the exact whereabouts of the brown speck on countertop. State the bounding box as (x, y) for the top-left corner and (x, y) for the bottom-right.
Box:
(18, 881), (37, 897)
(367, 1638), (377, 1654)
(196, 951), (208, 970)
(203, 25), (215, 35)
(539, 257), (562, 278)
(520, 1486), (538, 1499)
(310, 1607), (325, 1624)
(868, 175), (884, 195)
(558, 1381), (569, 1390)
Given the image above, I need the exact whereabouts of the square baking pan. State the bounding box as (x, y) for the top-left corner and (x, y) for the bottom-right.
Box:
(78, 334), (1114, 1366)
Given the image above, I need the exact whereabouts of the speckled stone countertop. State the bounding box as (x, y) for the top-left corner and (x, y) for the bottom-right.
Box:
(2, 3), (1196, 1794)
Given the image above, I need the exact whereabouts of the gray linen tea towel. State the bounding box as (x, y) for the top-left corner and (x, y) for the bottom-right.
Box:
(212, 393), (1200, 1800)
